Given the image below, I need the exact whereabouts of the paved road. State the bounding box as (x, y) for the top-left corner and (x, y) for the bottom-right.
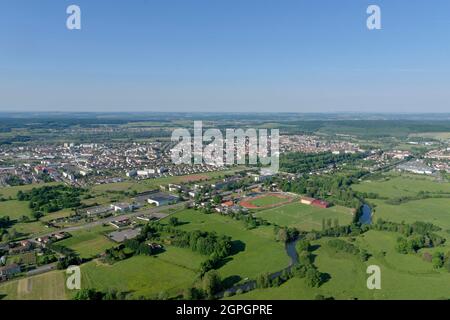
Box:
(26, 263), (57, 276)
(27, 202), (185, 242)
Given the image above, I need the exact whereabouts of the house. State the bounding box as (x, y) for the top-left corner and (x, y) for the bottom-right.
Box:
(110, 218), (132, 229)
(168, 184), (182, 192)
(137, 168), (155, 177)
(53, 232), (69, 240)
(8, 241), (33, 254)
(126, 170), (137, 177)
(300, 197), (315, 205)
(188, 191), (198, 198)
(147, 192), (179, 207)
(136, 214), (157, 222)
(20, 240), (31, 247)
(0, 264), (21, 281)
(311, 199), (330, 209)
(36, 236), (51, 245)
(86, 205), (111, 217)
(148, 243), (163, 250)
(221, 201), (234, 208)
(110, 203), (134, 213)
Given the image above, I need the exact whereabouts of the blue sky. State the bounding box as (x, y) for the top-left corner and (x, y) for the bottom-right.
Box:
(1, 0), (450, 113)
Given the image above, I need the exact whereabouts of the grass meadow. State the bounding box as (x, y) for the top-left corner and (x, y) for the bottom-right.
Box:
(255, 202), (354, 231)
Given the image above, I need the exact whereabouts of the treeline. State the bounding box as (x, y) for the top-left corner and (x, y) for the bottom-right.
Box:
(74, 289), (129, 300)
(5, 175), (25, 186)
(424, 251), (450, 271)
(293, 239), (327, 287)
(373, 219), (445, 253)
(226, 210), (270, 230)
(103, 239), (160, 264)
(0, 216), (11, 229)
(385, 191), (450, 205)
(327, 239), (371, 262)
(275, 171), (367, 210)
(17, 185), (84, 214)
(280, 151), (366, 174)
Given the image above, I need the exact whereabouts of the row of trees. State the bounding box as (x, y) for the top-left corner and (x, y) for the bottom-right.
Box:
(280, 151), (366, 174)
(293, 239), (327, 288)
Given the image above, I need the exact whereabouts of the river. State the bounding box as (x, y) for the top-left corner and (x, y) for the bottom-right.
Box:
(216, 238), (299, 297)
(359, 204), (373, 225)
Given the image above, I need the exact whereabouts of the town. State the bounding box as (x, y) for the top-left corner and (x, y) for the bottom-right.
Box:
(3, 114), (450, 301)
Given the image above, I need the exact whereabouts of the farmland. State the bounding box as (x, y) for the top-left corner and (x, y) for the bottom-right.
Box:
(0, 270), (68, 300)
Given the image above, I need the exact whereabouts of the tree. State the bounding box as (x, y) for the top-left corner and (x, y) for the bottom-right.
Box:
(213, 195), (223, 205)
(74, 289), (104, 300)
(276, 228), (288, 243)
(168, 217), (179, 227)
(305, 268), (322, 288)
(32, 211), (44, 221)
(296, 240), (311, 253)
(184, 287), (204, 300)
(432, 252), (444, 269)
(256, 273), (271, 289)
(202, 271), (222, 299)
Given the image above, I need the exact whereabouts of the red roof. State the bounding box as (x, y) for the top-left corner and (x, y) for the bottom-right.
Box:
(222, 201), (234, 207)
(311, 199), (330, 208)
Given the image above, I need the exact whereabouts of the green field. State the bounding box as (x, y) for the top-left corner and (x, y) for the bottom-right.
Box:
(353, 174), (450, 231)
(255, 202), (354, 231)
(0, 200), (32, 220)
(54, 226), (116, 259)
(249, 195), (290, 207)
(0, 182), (60, 199)
(353, 174), (450, 199)
(167, 209), (290, 283)
(81, 247), (206, 298)
(0, 270), (68, 300)
(370, 198), (450, 231)
(230, 230), (450, 300)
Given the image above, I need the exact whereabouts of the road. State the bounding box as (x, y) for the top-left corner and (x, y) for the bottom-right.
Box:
(26, 263), (57, 276)
(27, 202), (185, 242)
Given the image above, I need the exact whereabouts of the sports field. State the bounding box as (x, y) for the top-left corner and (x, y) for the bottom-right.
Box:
(255, 202), (354, 231)
(240, 193), (294, 209)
